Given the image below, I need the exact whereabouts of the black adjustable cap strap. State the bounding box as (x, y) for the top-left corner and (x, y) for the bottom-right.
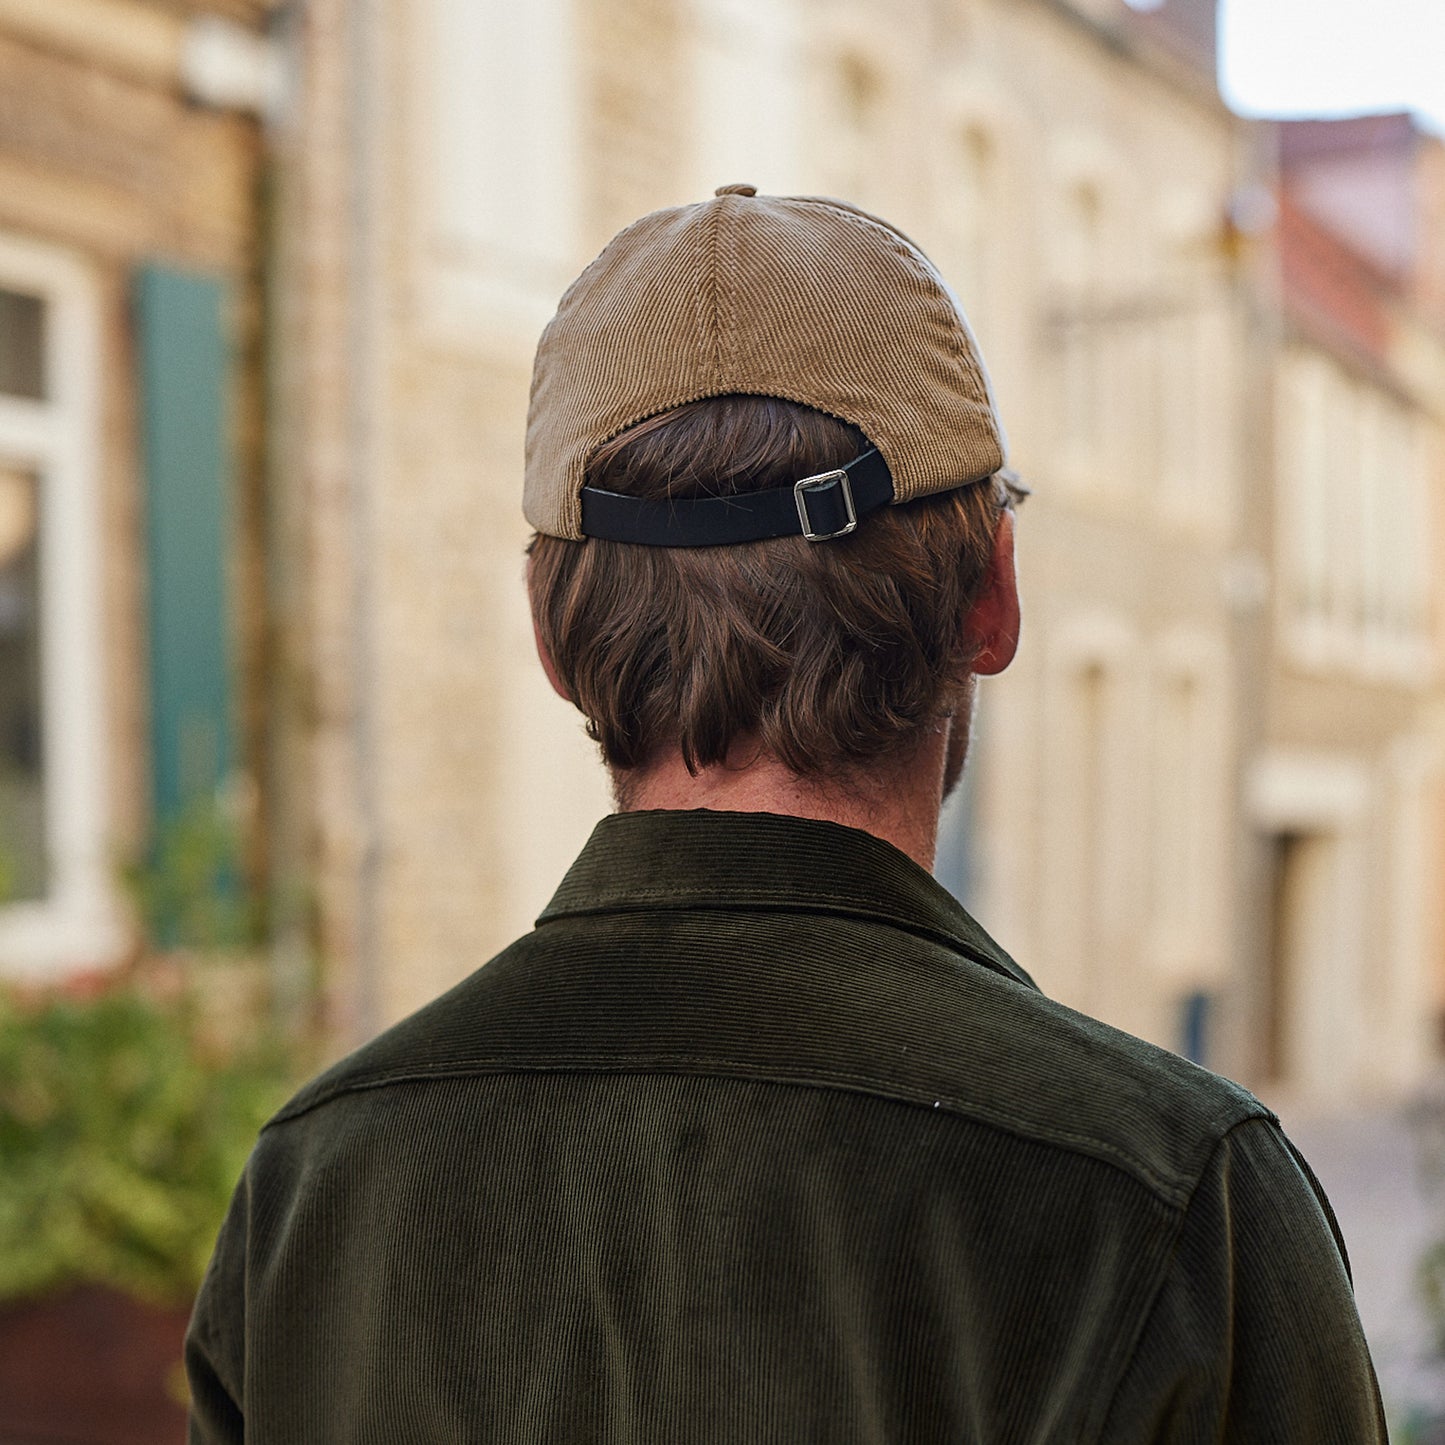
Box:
(579, 448), (895, 546)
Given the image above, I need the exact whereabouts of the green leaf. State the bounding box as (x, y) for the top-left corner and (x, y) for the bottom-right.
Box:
(0, 986), (296, 1306)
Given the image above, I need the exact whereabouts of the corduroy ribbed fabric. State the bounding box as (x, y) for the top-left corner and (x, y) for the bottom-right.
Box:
(187, 810), (1386, 1444)
(524, 190), (1006, 539)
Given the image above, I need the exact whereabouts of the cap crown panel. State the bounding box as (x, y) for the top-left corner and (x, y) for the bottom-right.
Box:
(524, 192), (1008, 539)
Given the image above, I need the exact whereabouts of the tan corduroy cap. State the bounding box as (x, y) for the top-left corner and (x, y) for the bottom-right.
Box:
(524, 184), (1009, 542)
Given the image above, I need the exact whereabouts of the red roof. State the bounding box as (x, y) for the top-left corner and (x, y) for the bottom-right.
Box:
(1279, 112), (1418, 165)
(1276, 193), (1395, 363)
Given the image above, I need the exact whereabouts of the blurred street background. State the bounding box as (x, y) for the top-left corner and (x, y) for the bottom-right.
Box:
(1, 0), (1444, 1438)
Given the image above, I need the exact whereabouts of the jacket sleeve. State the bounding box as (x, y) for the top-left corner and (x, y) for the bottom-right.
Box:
(1097, 1114), (1387, 1444)
(185, 1167), (250, 1445)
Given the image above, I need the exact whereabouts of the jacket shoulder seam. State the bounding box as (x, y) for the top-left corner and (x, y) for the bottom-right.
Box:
(266, 1058), (1270, 1209)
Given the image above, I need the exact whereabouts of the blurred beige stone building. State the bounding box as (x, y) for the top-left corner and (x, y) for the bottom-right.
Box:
(1248, 113), (1445, 1104)
(2, 0), (1442, 1108)
(0, 0), (273, 973)
(265, 0), (1270, 1057)
(269, 0), (1445, 1098)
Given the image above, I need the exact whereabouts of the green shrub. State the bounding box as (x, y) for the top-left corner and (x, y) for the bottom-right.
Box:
(122, 792), (265, 954)
(0, 982), (295, 1306)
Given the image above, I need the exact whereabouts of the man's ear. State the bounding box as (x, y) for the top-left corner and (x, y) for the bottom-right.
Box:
(963, 509), (1021, 677)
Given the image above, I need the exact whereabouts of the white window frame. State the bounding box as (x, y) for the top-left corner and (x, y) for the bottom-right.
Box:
(0, 233), (123, 979)
(1045, 135), (1132, 499)
(927, 75), (1033, 449)
(1145, 629), (1232, 988)
(804, 11), (910, 215)
(1276, 343), (1436, 683)
(1038, 612), (1145, 1021)
(411, 0), (581, 353)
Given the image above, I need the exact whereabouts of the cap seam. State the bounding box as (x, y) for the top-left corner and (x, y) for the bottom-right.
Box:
(530, 192), (1008, 536)
(717, 195), (741, 384)
(703, 197), (725, 390)
(799, 196), (993, 403)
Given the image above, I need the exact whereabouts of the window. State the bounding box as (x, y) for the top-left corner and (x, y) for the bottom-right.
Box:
(0, 284), (48, 904)
(691, 0), (804, 195)
(1158, 305), (1232, 534)
(1147, 643), (1228, 989)
(416, 0), (579, 346)
(1073, 660), (1110, 1008)
(1277, 346), (1434, 678)
(819, 47), (894, 210)
(1058, 178), (1105, 297)
(1042, 619), (1236, 1047)
(1153, 670), (1204, 931)
(940, 122), (997, 344)
(0, 237), (118, 976)
(1045, 647), (1125, 1017)
(1052, 180), (1108, 484)
(0, 288), (45, 400)
(1045, 155), (1233, 527)
(0, 463), (43, 901)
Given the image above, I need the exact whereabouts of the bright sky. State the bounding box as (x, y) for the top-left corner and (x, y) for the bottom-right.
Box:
(1217, 0), (1445, 136)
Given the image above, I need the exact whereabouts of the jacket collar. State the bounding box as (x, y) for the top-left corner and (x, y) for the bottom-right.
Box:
(538, 809), (1037, 992)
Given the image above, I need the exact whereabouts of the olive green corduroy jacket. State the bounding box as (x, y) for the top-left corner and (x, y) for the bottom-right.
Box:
(187, 810), (1386, 1443)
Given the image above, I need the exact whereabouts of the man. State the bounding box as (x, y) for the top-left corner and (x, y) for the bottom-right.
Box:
(187, 186), (1385, 1442)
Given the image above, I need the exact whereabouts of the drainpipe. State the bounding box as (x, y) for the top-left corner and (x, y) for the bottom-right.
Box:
(345, 0), (387, 1041)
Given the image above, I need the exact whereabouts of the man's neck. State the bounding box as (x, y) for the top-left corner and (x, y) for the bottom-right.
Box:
(615, 724), (955, 873)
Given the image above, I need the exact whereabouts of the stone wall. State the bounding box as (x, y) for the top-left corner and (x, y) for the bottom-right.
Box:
(0, 1), (265, 972)
(283, 0), (1445, 1105)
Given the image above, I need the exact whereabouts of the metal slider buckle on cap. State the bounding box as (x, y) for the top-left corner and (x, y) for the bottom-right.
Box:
(793, 468), (857, 542)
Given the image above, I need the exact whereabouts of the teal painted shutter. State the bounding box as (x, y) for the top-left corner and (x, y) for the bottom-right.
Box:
(135, 265), (233, 828)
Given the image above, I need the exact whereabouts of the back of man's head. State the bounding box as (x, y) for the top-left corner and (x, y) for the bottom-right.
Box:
(523, 186), (1023, 789)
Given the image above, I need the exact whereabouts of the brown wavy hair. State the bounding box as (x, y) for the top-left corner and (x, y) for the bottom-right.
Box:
(527, 395), (1012, 779)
